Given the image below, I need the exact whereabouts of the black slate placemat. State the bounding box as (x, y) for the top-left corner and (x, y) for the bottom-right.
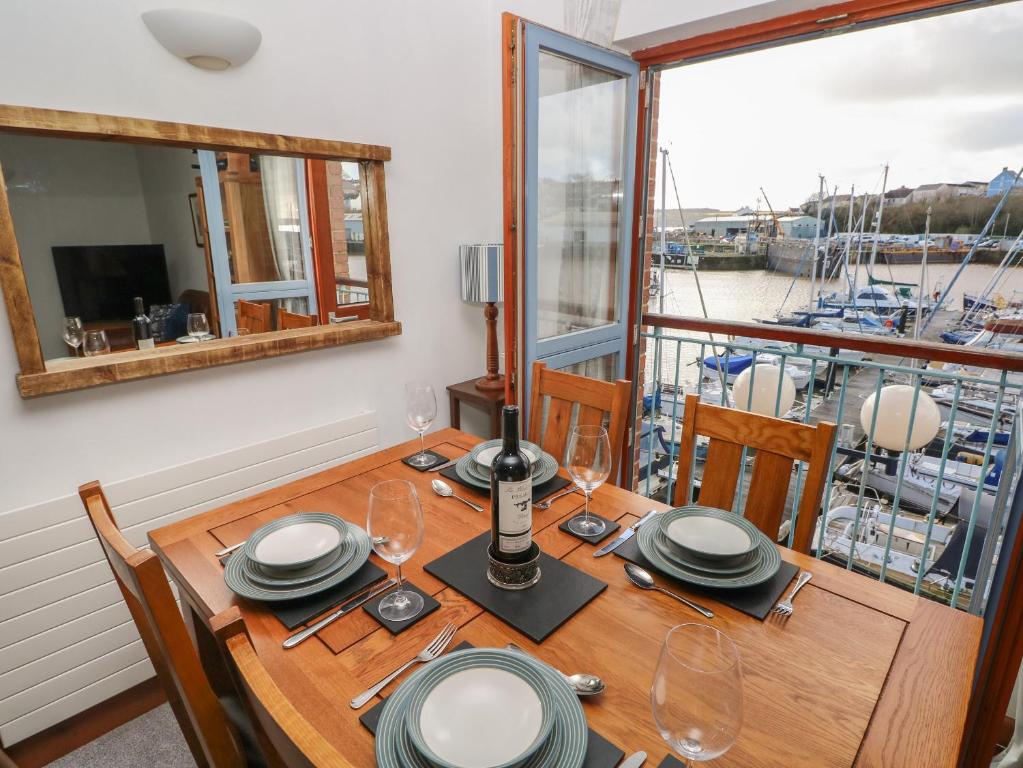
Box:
(401, 449), (449, 471)
(613, 535), (798, 621)
(658, 755), (685, 767)
(363, 582), (440, 634)
(267, 560), (388, 630)
(425, 532), (607, 643)
(359, 640), (624, 768)
(558, 513), (621, 545)
(439, 465), (573, 503)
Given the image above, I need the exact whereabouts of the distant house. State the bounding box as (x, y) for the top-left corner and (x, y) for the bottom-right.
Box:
(908, 183), (945, 203)
(777, 215), (817, 239)
(987, 167), (1023, 197)
(691, 214), (756, 238)
(884, 186), (913, 207)
(908, 182), (986, 203)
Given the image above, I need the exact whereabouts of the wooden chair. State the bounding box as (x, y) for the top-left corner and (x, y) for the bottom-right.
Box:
(236, 299), (271, 334)
(212, 607), (354, 768)
(528, 361), (631, 485)
(277, 308), (316, 330)
(671, 394), (837, 553)
(78, 482), (246, 768)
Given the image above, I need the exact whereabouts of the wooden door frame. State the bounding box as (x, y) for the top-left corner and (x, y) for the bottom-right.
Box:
(503, 2), (1011, 765)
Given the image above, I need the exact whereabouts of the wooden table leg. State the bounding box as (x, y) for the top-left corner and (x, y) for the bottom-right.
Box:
(449, 395), (461, 430)
(186, 604), (237, 700)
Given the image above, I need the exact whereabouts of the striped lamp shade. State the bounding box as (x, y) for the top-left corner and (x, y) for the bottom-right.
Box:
(459, 244), (503, 304)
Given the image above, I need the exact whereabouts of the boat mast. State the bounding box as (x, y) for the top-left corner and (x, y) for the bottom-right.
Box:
(820, 185), (838, 303)
(650, 147), (668, 409)
(852, 188), (870, 297)
(842, 184), (855, 298)
(961, 227), (1023, 327)
(915, 206), (931, 339)
(867, 163), (889, 279)
(809, 174), (824, 311)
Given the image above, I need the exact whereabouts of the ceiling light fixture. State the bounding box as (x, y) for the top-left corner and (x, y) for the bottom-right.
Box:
(141, 9), (262, 71)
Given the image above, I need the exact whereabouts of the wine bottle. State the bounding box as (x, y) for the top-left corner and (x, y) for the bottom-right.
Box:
(132, 297), (155, 350)
(490, 405), (533, 564)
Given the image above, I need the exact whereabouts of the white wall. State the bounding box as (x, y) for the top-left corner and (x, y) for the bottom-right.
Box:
(0, 135), (153, 360)
(135, 145), (209, 298)
(0, 0), (566, 743)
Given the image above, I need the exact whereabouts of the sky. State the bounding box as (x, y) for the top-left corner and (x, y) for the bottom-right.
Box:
(655, 1), (1023, 212)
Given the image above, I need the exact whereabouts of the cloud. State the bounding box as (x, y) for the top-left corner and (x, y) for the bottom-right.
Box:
(938, 102), (1023, 152)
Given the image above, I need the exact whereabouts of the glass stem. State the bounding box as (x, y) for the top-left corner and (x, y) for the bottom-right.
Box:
(395, 561), (404, 591)
(419, 432), (427, 458)
(584, 491), (592, 522)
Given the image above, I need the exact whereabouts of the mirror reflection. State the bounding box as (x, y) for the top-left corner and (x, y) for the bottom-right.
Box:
(0, 134), (372, 361)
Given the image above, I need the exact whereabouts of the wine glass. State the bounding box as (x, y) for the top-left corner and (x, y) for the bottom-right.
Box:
(565, 424), (611, 536)
(651, 624), (743, 765)
(187, 313), (210, 342)
(62, 316), (84, 357)
(405, 381), (437, 467)
(367, 480), (425, 622)
(83, 330), (110, 356)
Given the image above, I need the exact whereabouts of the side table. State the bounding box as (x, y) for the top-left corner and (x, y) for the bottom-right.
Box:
(446, 377), (506, 439)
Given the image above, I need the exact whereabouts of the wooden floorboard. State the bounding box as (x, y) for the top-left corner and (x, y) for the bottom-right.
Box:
(4, 677), (165, 768)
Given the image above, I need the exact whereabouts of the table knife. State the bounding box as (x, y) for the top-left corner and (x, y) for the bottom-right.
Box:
(427, 458), (458, 472)
(594, 510), (661, 557)
(282, 579), (396, 649)
(618, 752), (647, 768)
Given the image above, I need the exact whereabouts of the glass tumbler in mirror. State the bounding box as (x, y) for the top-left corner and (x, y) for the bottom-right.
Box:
(367, 479), (425, 622)
(405, 381), (437, 467)
(62, 316), (84, 357)
(83, 330), (110, 357)
(651, 623), (743, 765)
(187, 313), (210, 342)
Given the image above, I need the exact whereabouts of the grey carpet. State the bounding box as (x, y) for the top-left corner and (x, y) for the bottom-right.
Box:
(45, 703), (195, 768)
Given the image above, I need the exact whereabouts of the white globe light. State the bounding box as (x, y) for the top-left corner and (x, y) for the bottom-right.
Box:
(731, 364), (796, 416)
(860, 385), (941, 451)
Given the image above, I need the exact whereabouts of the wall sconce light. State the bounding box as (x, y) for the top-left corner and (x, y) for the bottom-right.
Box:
(141, 9), (262, 71)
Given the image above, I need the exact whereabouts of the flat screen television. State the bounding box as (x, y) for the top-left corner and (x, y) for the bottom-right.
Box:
(52, 245), (173, 322)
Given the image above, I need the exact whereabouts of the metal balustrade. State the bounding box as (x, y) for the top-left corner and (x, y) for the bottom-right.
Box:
(636, 315), (1023, 614)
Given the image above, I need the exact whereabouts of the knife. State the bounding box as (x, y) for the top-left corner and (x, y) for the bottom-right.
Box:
(282, 578), (396, 648)
(618, 752), (647, 768)
(427, 458), (458, 472)
(594, 510), (661, 557)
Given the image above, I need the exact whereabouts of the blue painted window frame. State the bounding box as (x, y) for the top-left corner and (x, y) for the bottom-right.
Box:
(198, 151), (318, 337)
(522, 24), (639, 406)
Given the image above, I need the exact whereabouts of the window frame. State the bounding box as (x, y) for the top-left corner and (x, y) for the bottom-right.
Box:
(0, 105), (400, 398)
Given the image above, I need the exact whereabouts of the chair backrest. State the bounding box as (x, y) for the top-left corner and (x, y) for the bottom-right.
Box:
(527, 361), (631, 485)
(278, 308), (315, 330)
(236, 299), (271, 334)
(672, 394), (836, 553)
(79, 482), (244, 768)
(212, 607), (353, 768)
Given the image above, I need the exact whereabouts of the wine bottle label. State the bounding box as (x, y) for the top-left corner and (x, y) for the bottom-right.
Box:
(497, 479), (532, 553)
(137, 338), (155, 350)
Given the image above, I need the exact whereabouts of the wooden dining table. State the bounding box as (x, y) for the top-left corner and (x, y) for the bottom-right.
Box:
(149, 428), (982, 768)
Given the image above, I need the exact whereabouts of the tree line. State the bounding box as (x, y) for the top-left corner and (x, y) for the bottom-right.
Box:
(799, 193), (1023, 236)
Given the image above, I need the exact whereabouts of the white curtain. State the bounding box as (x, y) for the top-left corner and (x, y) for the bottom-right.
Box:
(564, 0), (621, 47)
(260, 156), (306, 313)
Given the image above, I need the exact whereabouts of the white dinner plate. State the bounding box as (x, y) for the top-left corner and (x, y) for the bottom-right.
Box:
(176, 334), (216, 343)
(247, 516), (344, 569)
(475, 445), (538, 470)
(665, 512), (758, 560)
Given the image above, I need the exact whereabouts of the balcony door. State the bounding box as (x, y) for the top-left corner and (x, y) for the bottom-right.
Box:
(514, 22), (639, 419)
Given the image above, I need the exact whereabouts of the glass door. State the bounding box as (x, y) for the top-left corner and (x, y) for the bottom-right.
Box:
(198, 150), (318, 336)
(521, 23), (639, 412)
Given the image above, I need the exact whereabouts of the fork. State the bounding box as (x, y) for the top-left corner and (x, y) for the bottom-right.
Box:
(349, 622), (457, 709)
(771, 571), (813, 617)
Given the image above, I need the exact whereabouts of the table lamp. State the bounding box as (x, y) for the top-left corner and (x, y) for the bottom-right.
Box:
(460, 244), (504, 391)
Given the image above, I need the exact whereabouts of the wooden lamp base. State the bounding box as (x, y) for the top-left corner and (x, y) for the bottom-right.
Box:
(475, 302), (505, 391)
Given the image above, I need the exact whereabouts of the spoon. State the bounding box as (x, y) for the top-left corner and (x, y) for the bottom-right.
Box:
(431, 479), (484, 513)
(624, 563), (715, 619)
(505, 644), (605, 696)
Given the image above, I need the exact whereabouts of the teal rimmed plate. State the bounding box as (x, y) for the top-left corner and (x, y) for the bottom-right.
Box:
(405, 649), (556, 768)
(243, 512), (347, 571)
(375, 648), (587, 768)
(637, 516), (780, 589)
(224, 521), (370, 602)
(241, 533), (355, 588)
(657, 506), (761, 562)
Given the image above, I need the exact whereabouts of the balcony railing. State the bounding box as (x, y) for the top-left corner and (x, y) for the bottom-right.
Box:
(637, 312), (1023, 615)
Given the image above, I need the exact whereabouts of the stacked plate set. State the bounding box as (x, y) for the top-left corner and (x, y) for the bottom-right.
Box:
(224, 512), (372, 601)
(453, 439), (559, 491)
(376, 647), (588, 768)
(636, 506), (781, 589)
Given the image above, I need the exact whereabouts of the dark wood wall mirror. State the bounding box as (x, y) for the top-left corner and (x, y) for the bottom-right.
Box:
(0, 106), (400, 398)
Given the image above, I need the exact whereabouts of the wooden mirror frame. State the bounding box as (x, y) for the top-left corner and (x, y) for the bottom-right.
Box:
(0, 105), (401, 398)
